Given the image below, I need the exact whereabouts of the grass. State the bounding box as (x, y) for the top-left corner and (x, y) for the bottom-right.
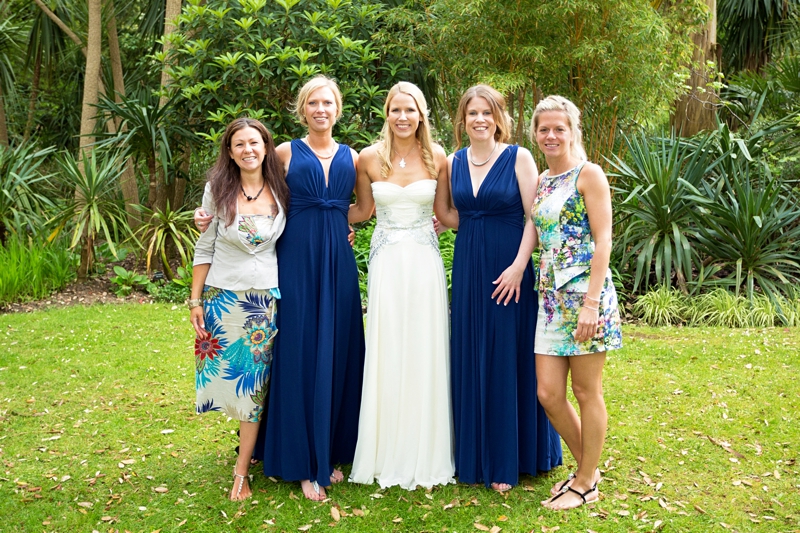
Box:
(0, 304), (799, 533)
(0, 237), (76, 304)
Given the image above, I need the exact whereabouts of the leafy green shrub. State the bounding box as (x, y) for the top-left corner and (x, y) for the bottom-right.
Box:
(150, 281), (191, 304)
(631, 285), (689, 326)
(685, 288), (778, 328)
(149, 266), (193, 303)
(0, 236), (77, 304)
(609, 131), (717, 292)
(164, 0), (410, 147)
(109, 266), (151, 297)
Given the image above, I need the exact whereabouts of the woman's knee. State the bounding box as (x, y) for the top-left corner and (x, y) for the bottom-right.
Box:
(537, 382), (567, 409)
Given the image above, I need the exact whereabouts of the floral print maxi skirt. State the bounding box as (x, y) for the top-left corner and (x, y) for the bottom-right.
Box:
(195, 286), (279, 422)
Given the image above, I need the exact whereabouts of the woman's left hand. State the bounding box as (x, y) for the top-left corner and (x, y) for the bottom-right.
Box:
(573, 306), (599, 343)
(491, 265), (524, 305)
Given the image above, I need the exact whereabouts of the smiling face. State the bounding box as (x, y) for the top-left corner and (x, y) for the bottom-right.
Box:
(387, 92), (421, 141)
(535, 110), (572, 160)
(304, 87), (338, 133)
(228, 126), (265, 172)
(464, 97), (496, 143)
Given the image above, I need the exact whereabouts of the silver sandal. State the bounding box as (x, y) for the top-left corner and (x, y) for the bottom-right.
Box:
(231, 468), (249, 500)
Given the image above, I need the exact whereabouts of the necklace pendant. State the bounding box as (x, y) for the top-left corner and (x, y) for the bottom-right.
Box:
(399, 158), (406, 169)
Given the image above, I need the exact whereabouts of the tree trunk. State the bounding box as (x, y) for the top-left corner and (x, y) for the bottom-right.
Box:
(76, 0), (103, 280)
(172, 145), (191, 210)
(105, 0), (141, 229)
(671, 0), (718, 136)
(154, 0), (183, 211)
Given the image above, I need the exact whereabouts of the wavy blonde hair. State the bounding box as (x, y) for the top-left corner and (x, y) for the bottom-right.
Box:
(453, 85), (512, 149)
(378, 82), (437, 181)
(293, 75), (343, 127)
(530, 95), (587, 161)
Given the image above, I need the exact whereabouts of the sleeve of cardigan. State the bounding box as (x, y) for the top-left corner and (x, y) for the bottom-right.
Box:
(192, 183), (218, 266)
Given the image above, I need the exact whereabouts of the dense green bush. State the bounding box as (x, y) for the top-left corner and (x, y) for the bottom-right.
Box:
(164, 0), (411, 147)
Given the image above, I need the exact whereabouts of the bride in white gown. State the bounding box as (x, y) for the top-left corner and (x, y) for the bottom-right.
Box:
(347, 82), (456, 489)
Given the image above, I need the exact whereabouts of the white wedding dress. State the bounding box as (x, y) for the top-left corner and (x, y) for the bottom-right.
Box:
(349, 179), (455, 490)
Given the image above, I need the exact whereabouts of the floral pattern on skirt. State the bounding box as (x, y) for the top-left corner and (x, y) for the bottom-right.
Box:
(195, 286), (279, 422)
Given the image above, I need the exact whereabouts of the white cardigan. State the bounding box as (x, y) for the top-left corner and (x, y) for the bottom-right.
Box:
(192, 182), (286, 290)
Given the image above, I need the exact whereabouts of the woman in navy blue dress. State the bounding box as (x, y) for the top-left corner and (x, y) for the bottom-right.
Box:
(261, 77), (364, 501)
(439, 85), (562, 491)
(195, 76), (364, 501)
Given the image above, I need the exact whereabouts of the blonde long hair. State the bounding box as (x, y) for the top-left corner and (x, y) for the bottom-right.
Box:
(531, 95), (587, 161)
(378, 82), (437, 181)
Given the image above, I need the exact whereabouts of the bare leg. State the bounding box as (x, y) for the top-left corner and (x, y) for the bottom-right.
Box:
(230, 421), (259, 501)
(543, 353), (606, 510)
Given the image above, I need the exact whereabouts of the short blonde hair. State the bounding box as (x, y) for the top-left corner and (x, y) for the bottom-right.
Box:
(531, 95), (587, 161)
(293, 75), (343, 126)
(453, 85), (512, 149)
(378, 82), (436, 180)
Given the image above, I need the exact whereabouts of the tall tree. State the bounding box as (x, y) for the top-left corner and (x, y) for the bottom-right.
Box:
(672, 0), (720, 136)
(105, 0), (141, 228)
(76, 0), (103, 279)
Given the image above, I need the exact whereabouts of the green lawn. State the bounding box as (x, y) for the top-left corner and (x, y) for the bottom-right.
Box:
(1, 304), (798, 533)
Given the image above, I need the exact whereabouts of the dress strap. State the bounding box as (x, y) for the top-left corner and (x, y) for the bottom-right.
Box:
(572, 161), (588, 184)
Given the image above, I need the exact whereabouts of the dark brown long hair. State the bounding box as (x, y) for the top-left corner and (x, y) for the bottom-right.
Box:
(207, 118), (289, 227)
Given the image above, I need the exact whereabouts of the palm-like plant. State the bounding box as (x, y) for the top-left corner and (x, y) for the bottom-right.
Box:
(49, 150), (131, 279)
(608, 131), (719, 293)
(0, 143), (55, 242)
(686, 164), (800, 303)
(94, 92), (193, 210)
(131, 202), (199, 280)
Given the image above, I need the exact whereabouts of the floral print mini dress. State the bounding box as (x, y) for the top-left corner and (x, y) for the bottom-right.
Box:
(532, 162), (622, 356)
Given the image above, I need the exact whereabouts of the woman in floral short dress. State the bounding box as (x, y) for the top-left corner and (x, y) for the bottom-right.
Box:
(531, 96), (622, 510)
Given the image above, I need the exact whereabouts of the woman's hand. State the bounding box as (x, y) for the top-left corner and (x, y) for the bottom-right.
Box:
(191, 306), (209, 339)
(491, 264), (524, 305)
(573, 305), (599, 343)
(348, 226), (355, 247)
(195, 208), (213, 233)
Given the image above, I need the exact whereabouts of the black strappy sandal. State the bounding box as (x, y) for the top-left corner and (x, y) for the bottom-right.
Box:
(544, 483), (598, 509)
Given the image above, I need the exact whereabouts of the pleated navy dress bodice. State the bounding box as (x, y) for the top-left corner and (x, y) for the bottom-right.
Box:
(450, 145), (562, 487)
(260, 139), (365, 484)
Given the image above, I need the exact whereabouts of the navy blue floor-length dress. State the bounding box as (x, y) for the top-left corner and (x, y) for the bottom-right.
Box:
(450, 145), (562, 487)
(259, 140), (365, 485)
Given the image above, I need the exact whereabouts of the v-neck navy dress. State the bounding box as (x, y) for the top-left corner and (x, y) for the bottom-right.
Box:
(259, 139), (365, 485)
(450, 145), (562, 487)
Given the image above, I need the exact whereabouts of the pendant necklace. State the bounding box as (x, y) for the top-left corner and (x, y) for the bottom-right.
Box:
(240, 182), (265, 201)
(468, 142), (498, 166)
(305, 137), (336, 159)
(394, 144), (416, 169)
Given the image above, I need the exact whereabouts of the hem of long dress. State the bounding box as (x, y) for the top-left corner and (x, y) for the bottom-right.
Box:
(349, 474), (455, 491)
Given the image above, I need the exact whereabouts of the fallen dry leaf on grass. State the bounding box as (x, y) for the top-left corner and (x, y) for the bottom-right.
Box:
(330, 507), (340, 521)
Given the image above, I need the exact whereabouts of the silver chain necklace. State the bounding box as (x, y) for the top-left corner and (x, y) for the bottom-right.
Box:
(468, 142), (498, 166)
(394, 144), (416, 169)
(305, 137), (336, 159)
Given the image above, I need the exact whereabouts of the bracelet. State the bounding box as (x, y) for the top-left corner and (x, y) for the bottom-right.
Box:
(187, 298), (203, 309)
(583, 304), (599, 312)
(584, 295), (600, 303)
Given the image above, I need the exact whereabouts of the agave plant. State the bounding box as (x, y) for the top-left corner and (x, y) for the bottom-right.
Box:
(608, 130), (720, 293)
(686, 163), (800, 303)
(131, 202), (199, 280)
